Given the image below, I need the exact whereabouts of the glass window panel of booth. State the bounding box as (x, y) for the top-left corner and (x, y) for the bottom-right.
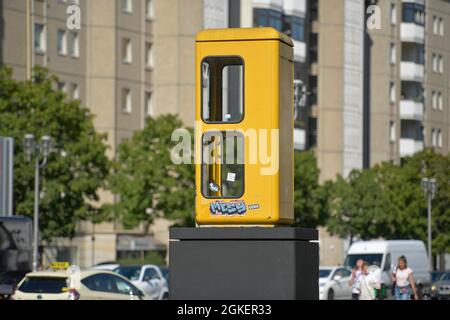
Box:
(202, 57), (244, 123)
(201, 131), (244, 199)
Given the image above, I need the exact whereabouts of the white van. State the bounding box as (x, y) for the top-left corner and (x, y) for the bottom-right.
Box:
(344, 240), (430, 297)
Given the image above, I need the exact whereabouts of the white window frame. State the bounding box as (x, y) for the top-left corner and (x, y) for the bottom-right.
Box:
(122, 38), (132, 64)
(122, 0), (133, 14)
(432, 53), (438, 72)
(433, 16), (438, 35)
(145, 42), (154, 69)
(122, 88), (132, 113)
(72, 83), (80, 100)
(146, 0), (155, 20)
(431, 129), (437, 147)
(438, 92), (443, 111)
(34, 23), (46, 53)
(390, 3), (397, 25)
(390, 43), (396, 65)
(390, 82), (396, 103)
(390, 121), (396, 143)
(57, 29), (67, 56)
(145, 91), (154, 117)
(439, 17), (444, 36)
(432, 90), (437, 109)
(69, 32), (79, 58)
(439, 55), (444, 74)
(437, 129), (443, 148)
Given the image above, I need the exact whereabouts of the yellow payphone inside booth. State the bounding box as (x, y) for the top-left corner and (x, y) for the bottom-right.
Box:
(195, 28), (294, 226)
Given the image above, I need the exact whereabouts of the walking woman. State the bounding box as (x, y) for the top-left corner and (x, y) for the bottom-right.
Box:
(392, 256), (419, 300)
(349, 259), (364, 300)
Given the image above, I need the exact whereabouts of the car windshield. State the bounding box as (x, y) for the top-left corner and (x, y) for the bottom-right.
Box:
(319, 269), (332, 278)
(18, 277), (68, 294)
(439, 273), (450, 281)
(160, 267), (169, 281)
(114, 266), (142, 281)
(344, 254), (383, 268)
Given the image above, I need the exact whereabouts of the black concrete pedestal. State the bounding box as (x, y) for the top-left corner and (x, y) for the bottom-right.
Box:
(169, 227), (319, 300)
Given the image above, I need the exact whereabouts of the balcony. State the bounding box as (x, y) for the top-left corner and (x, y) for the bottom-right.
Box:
(399, 100), (424, 121)
(294, 128), (306, 151)
(293, 40), (306, 63)
(401, 23), (425, 44)
(283, 0), (306, 15)
(400, 62), (424, 82)
(400, 138), (424, 157)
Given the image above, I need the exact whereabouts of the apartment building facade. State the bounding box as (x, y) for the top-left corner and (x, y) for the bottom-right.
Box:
(2, 0), (449, 267)
(0, 0), (210, 267)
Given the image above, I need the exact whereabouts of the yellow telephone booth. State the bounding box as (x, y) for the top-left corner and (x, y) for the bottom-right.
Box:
(195, 27), (294, 226)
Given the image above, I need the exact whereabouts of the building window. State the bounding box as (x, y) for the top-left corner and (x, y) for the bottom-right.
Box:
(439, 55), (444, 73)
(122, 88), (132, 113)
(390, 121), (396, 143)
(431, 129), (437, 147)
(68, 32), (79, 58)
(439, 17), (444, 36)
(122, 38), (132, 64)
(145, 91), (154, 117)
(390, 43), (396, 65)
(437, 129), (443, 148)
(432, 91), (437, 109)
(145, 42), (154, 69)
(402, 3), (425, 26)
(122, 0), (132, 13)
(72, 83), (79, 100)
(57, 29), (67, 55)
(433, 16), (438, 35)
(34, 23), (46, 52)
(432, 53), (438, 72)
(390, 82), (396, 103)
(438, 92), (443, 110)
(146, 0), (154, 20)
(285, 16), (305, 42)
(58, 82), (67, 93)
(391, 3), (397, 25)
(254, 8), (283, 31)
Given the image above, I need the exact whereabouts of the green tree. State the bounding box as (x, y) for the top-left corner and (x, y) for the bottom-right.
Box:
(294, 151), (330, 228)
(0, 66), (110, 240)
(326, 149), (450, 257)
(326, 168), (391, 242)
(105, 115), (195, 231)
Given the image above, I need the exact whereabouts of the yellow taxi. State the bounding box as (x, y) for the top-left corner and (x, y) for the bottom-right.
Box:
(13, 262), (149, 300)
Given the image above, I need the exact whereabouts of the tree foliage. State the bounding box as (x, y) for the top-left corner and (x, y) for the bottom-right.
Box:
(294, 151), (330, 228)
(326, 149), (450, 255)
(0, 66), (110, 240)
(105, 115), (195, 231)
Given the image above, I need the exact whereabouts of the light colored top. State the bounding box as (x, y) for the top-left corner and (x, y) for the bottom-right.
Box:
(359, 272), (380, 300)
(395, 267), (413, 287)
(352, 270), (363, 294)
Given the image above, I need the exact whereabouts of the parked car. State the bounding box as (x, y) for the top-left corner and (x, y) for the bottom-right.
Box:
(430, 272), (450, 300)
(319, 266), (352, 300)
(160, 266), (169, 283)
(114, 265), (168, 300)
(0, 271), (29, 300)
(13, 266), (148, 300)
(344, 240), (430, 298)
(91, 262), (120, 271)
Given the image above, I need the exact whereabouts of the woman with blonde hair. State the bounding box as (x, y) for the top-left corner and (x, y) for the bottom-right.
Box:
(392, 256), (418, 300)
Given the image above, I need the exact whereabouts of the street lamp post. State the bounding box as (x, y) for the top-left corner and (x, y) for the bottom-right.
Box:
(23, 134), (51, 272)
(421, 178), (437, 272)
